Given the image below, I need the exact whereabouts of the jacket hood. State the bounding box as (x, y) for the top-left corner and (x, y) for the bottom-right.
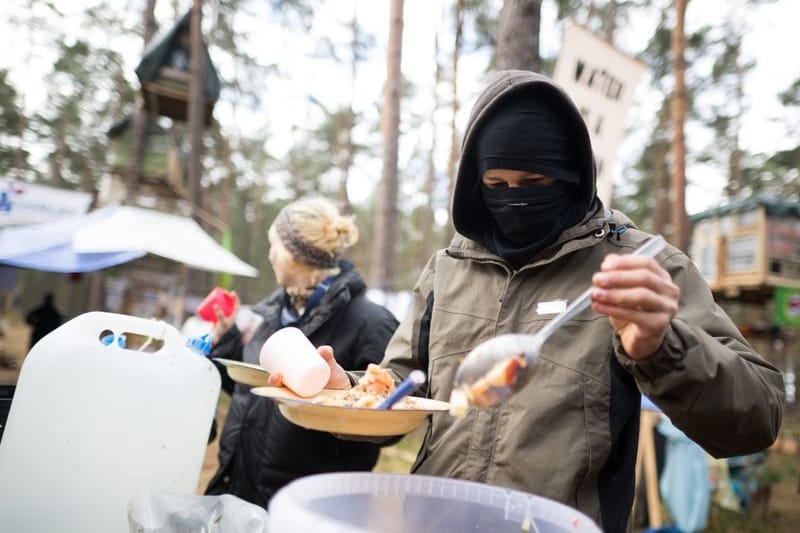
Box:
(452, 70), (598, 243)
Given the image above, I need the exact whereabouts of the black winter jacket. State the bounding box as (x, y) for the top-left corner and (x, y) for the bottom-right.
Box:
(205, 261), (399, 508)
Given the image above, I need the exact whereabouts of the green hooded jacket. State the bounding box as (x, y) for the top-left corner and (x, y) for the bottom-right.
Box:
(381, 70), (784, 532)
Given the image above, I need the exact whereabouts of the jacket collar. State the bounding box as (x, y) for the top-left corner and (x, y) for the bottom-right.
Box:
(446, 202), (635, 270)
(251, 260), (365, 336)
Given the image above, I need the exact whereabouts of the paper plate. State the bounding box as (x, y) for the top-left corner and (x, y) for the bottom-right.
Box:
(213, 358), (271, 387)
(251, 387), (450, 436)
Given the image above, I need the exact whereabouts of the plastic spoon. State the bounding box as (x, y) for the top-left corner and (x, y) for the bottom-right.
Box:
(377, 370), (426, 410)
(449, 235), (667, 415)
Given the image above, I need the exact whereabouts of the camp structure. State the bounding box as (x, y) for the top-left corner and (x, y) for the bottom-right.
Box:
(690, 196), (799, 407)
(134, 10), (220, 125)
(103, 116), (189, 212)
(690, 194), (800, 301)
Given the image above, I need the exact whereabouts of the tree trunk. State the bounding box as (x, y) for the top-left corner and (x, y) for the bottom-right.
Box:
(584, 0), (596, 25)
(221, 136), (233, 237)
(652, 101), (670, 235)
(249, 184), (265, 265)
(605, 0), (618, 44)
(14, 103), (28, 180)
(127, 0), (157, 205)
(186, 0), (209, 291)
(335, 108), (354, 214)
(336, 13), (362, 214)
(421, 34), (442, 269)
(443, 0), (463, 246)
(188, 0), (206, 219)
(370, 0), (404, 291)
(653, 142), (670, 234)
(729, 41), (744, 197)
(670, 0), (689, 251)
(50, 125), (65, 186)
(495, 0), (541, 72)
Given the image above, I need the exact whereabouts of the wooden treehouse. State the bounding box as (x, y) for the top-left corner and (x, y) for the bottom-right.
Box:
(134, 10), (220, 125)
(690, 195), (800, 303)
(690, 195), (799, 403)
(101, 115), (190, 214)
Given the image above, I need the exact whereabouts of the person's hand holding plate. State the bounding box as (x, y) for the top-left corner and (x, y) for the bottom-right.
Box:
(267, 345), (351, 390)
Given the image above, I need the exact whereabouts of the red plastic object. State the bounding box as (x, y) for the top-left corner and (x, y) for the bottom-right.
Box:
(197, 288), (235, 323)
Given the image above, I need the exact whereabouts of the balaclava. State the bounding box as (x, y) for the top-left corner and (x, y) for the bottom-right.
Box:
(474, 89), (586, 267)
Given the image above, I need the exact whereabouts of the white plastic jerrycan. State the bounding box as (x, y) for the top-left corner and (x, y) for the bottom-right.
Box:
(0, 312), (221, 533)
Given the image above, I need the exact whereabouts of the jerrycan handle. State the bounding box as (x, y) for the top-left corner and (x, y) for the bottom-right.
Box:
(57, 311), (186, 353)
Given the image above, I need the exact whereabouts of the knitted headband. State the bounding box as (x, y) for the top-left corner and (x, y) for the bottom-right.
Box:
(274, 209), (338, 269)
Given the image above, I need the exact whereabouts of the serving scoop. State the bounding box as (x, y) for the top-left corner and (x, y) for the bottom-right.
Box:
(449, 235), (667, 416)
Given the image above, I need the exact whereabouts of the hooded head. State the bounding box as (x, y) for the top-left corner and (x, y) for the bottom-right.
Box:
(452, 70), (598, 266)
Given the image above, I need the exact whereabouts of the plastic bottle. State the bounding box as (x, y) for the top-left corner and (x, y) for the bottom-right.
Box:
(197, 288), (235, 323)
(185, 334), (213, 356)
(259, 327), (330, 397)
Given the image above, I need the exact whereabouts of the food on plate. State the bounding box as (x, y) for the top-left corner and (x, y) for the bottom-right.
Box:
(449, 355), (527, 416)
(311, 363), (419, 409)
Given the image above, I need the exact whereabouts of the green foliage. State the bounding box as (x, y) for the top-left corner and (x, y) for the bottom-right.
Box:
(29, 33), (132, 190)
(741, 148), (800, 199)
(0, 69), (25, 176)
(779, 78), (800, 107)
(0, 70), (22, 134)
(463, 0), (498, 52)
(777, 76), (800, 139)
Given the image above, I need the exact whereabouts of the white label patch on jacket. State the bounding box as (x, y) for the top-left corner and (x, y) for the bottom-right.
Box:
(536, 299), (567, 315)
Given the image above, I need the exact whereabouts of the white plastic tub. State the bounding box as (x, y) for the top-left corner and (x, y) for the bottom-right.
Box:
(268, 472), (601, 533)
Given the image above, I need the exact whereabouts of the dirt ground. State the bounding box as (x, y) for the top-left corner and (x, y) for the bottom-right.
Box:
(2, 313), (799, 530)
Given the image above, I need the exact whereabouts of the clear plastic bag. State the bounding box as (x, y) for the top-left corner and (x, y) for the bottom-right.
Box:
(128, 491), (268, 533)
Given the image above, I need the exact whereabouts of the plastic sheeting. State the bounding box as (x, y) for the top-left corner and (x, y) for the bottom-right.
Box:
(128, 492), (268, 533)
(73, 206), (257, 277)
(0, 207), (144, 272)
(657, 417), (711, 533)
(0, 205), (258, 277)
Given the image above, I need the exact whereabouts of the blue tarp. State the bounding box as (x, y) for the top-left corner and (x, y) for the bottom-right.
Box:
(657, 417), (711, 533)
(0, 205), (258, 276)
(0, 243), (143, 273)
(0, 207), (143, 273)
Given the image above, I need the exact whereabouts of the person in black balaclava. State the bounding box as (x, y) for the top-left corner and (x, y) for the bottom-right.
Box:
(472, 88), (588, 267)
(314, 71), (784, 533)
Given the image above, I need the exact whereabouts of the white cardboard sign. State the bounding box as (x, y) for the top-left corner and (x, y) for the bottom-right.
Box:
(553, 23), (647, 206)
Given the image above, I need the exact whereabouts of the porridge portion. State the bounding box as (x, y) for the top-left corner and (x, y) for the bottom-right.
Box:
(311, 364), (419, 409)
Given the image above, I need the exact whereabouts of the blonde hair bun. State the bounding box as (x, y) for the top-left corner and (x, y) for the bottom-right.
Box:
(283, 197), (359, 255)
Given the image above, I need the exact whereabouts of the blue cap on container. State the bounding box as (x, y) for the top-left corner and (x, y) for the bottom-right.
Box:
(100, 333), (126, 348)
(186, 333), (213, 356)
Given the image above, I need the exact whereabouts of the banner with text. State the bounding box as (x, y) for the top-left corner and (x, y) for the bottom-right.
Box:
(553, 23), (647, 206)
(0, 178), (92, 227)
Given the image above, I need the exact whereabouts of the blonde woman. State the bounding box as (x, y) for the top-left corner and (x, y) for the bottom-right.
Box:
(205, 196), (399, 508)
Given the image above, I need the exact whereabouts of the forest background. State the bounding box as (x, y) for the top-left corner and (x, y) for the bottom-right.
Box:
(0, 0), (798, 315)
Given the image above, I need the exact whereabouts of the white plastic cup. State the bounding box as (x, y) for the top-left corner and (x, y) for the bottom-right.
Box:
(259, 327), (331, 397)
